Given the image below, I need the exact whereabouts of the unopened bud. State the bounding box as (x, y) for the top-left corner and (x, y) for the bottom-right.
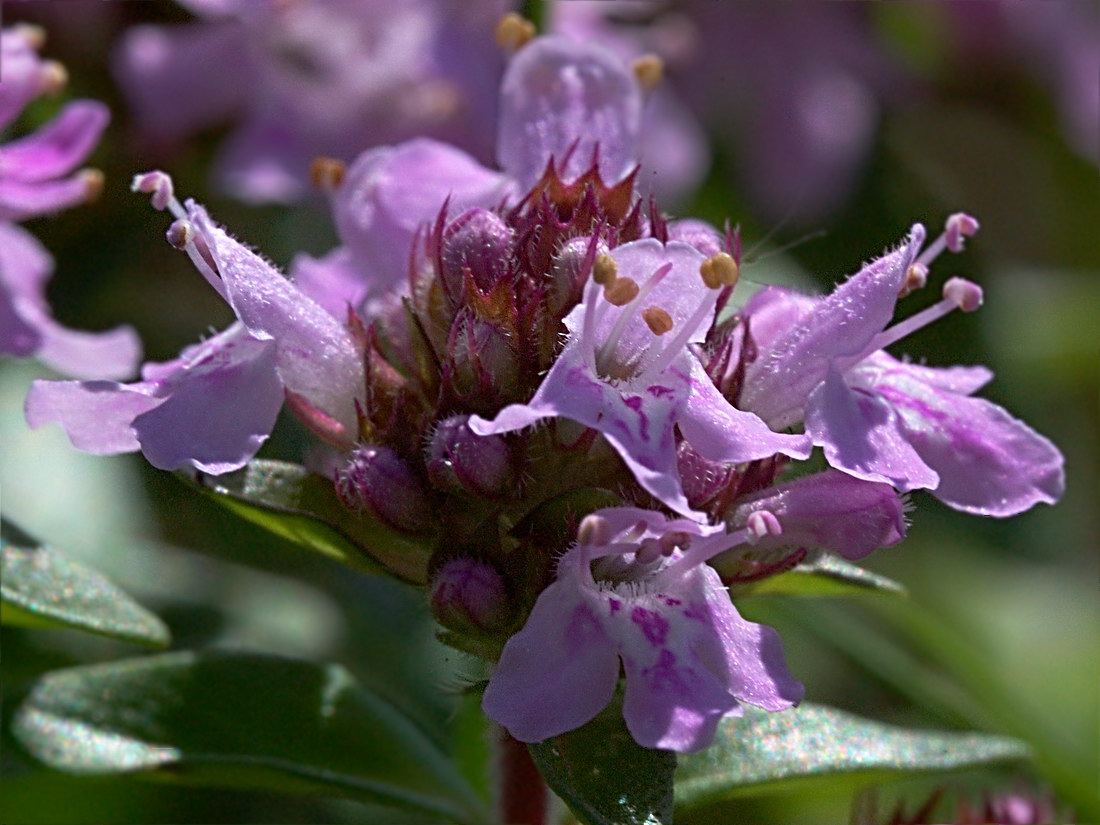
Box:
(494, 12), (536, 52)
(430, 557), (512, 634)
(677, 441), (735, 509)
(441, 208), (514, 298)
(549, 236), (607, 314)
(426, 415), (514, 498)
(943, 277), (983, 312)
(335, 445), (434, 533)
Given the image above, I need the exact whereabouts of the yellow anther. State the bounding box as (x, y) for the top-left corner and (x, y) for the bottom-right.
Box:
(899, 263), (928, 298)
(310, 157), (346, 192)
(494, 12), (536, 52)
(631, 54), (665, 92)
(41, 60), (68, 95)
(79, 169), (105, 202)
(577, 514), (612, 547)
(593, 253), (618, 287)
(699, 253), (739, 290)
(14, 23), (47, 50)
(642, 306), (674, 336)
(604, 277), (640, 306)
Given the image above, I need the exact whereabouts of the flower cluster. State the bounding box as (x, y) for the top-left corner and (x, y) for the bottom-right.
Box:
(1, 25), (139, 379)
(25, 28), (1063, 753)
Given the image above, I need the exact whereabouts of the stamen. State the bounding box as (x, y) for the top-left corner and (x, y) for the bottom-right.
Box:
(899, 262), (928, 298)
(916, 212), (981, 268)
(40, 60), (68, 95)
(631, 54), (664, 92)
(132, 171), (174, 212)
(14, 23), (47, 49)
(699, 253), (739, 290)
(945, 213), (980, 253)
(943, 277), (983, 312)
(578, 514), (612, 547)
(166, 219), (192, 249)
(593, 254), (618, 287)
(642, 306), (673, 336)
(310, 157), (345, 192)
(594, 263), (673, 376)
(635, 538), (663, 565)
(746, 511), (783, 544)
(851, 278), (984, 363)
(604, 277), (639, 306)
(78, 169), (104, 202)
(659, 531), (691, 555)
(494, 12), (535, 51)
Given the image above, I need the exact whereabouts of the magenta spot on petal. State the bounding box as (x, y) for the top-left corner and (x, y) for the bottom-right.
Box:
(647, 384), (675, 398)
(682, 602), (709, 623)
(659, 595), (682, 607)
(642, 647), (689, 693)
(631, 606), (670, 647)
(608, 597), (622, 613)
(625, 396), (644, 411)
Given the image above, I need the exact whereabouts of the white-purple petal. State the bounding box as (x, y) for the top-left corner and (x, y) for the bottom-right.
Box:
(482, 565), (620, 743)
(24, 378), (161, 455)
(805, 369), (939, 493)
(188, 203), (364, 437)
(874, 371), (1065, 516)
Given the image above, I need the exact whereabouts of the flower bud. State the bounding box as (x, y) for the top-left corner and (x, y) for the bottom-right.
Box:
(548, 235), (607, 315)
(426, 415), (514, 498)
(449, 314), (520, 401)
(676, 441), (735, 509)
(430, 557), (512, 634)
(668, 219), (724, 258)
(335, 446), (434, 533)
(441, 208), (514, 299)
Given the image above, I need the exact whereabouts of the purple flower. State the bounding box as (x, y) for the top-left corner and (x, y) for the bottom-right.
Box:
(734, 218), (1064, 516)
(1, 26), (140, 379)
(113, 0), (510, 203)
(470, 240), (810, 519)
(26, 172), (363, 472)
(482, 507), (803, 752)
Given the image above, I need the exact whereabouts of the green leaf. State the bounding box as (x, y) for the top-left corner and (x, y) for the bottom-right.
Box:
(529, 699), (676, 825)
(12, 650), (488, 824)
(1, 519), (169, 647)
(675, 703), (1029, 810)
(188, 460), (435, 584)
(733, 551), (907, 598)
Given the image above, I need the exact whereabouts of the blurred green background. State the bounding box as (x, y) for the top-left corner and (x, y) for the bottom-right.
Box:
(1, 2), (1096, 823)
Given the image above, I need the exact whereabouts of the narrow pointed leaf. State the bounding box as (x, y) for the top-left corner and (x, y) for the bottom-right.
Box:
(12, 650), (488, 823)
(529, 700), (676, 825)
(188, 460), (435, 584)
(734, 551), (907, 598)
(1, 519), (169, 647)
(675, 703), (1029, 809)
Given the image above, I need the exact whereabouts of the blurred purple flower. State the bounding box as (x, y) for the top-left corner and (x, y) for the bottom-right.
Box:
(293, 34), (649, 312)
(1, 26), (140, 379)
(113, 0), (512, 203)
(483, 506), (803, 752)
